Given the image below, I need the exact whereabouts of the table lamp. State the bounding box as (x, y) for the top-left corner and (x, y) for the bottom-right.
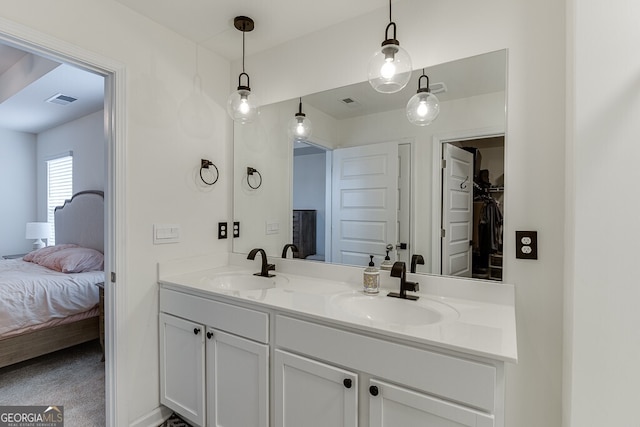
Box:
(26, 222), (51, 250)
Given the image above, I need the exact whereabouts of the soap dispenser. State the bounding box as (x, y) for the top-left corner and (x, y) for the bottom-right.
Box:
(363, 255), (380, 294)
(380, 245), (393, 271)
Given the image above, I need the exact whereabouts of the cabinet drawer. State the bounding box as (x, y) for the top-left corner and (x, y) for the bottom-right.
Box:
(276, 315), (496, 412)
(160, 288), (269, 344)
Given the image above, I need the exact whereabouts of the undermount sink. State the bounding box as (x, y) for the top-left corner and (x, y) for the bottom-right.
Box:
(204, 272), (289, 291)
(330, 292), (459, 326)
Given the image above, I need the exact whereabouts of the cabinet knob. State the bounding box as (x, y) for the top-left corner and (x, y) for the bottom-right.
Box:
(343, 378), (352, 389)
(206, 331), (213, 339)
(193, 328), (201, 335)
(369, 385), (379, 396)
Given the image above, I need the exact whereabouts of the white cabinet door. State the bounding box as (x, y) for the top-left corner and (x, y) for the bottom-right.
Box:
(275, 350), (357, 427)
(159, 313), (205, 427)
(206, 328), (269, 427)
(369, 379), (494, 427)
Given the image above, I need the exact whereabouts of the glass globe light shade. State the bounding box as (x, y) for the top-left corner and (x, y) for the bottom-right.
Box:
(406, 91), (440, 126)
(368, 42), (413, 94)
(227, 88), (259, 124)
(288, 114), (313, 141)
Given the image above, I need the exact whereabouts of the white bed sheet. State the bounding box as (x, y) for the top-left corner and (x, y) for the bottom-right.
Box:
(0, 258), (102, 338)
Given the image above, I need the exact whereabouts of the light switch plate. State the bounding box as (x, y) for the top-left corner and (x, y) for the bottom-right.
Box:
(265, 221), (280, 235)
(516, 231), (538, 259)
(153, 224), (180, 244)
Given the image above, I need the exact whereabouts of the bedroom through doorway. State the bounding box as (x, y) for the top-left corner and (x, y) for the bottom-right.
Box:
(0, 24), (122, 424)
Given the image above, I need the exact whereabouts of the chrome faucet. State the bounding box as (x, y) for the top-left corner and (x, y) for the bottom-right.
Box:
(410, 254), (425, 274)
(247, 248), (275, 277)
(388, 261), (419, 300)
(281, 244), (298, 259)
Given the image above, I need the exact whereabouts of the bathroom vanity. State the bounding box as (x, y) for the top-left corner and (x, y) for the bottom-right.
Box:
(158, 254), (517, 427)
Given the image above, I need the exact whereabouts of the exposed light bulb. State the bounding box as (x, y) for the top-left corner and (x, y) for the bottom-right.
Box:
(296, 120), (305, 135)
(239, 98), (250, 115)
(416, 101), (428, 117)
(380, 59), (396, 80)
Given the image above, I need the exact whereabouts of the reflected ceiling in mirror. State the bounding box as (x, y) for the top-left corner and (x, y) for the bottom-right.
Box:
(233, 49), (507, 281)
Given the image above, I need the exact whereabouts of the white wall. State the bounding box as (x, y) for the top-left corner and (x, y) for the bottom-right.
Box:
(235, 1), (566, 426)
(0, 128), (36, 255)
(565, 0), (640, 425)
(0, 1), (232, 424)
(234, 98), (339, 256)
(36, 110), (105, 218)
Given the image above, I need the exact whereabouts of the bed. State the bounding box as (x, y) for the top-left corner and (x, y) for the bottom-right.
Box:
(0, 190), (105, 368)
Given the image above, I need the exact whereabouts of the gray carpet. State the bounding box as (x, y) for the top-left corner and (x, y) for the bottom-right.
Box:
(0, 340), (105, 427)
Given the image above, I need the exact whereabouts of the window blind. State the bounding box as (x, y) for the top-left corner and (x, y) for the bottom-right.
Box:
(47, 155), (73, 245)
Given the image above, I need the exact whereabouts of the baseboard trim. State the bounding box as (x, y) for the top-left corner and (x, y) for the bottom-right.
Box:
(130, 406), (173, 427)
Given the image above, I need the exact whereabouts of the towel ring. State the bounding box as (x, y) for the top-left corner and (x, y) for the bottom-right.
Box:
(247, 167), (262, 190)
(199, 159), (219, 186)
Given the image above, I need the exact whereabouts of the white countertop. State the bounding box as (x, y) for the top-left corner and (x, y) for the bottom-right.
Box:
(158, 253), (518, 363)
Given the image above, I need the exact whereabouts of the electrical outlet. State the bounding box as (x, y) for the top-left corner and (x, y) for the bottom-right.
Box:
(233, 222), (240, 238)
(218, 222), (228, 239)
(516, 231), (538, 259)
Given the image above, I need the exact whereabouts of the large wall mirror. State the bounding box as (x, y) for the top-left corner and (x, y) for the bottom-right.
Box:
(233, 49), (507, 281)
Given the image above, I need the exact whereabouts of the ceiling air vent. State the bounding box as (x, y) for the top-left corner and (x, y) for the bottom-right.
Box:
(340, 97), (361, 109)
(45, 93), (78, 106)
(429, 82), (448, 95)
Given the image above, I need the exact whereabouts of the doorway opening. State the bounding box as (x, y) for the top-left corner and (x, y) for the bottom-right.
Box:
(0, 20), (124, 425)
(292, 140), (331, 262)
(440, 136), (504, 280)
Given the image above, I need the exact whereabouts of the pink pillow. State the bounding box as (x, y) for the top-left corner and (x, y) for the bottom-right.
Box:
(23, 244), (79, 263)
(34, 246), (104, 273)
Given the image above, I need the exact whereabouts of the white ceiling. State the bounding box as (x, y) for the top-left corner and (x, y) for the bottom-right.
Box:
(0, 44), (104, 134)
(112, 0), (390, 60)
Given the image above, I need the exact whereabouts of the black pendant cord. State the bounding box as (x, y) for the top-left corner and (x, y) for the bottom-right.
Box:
(238, 30), (249, 89)
(242, 28), (246, 75)
(384, 0), (397, 42)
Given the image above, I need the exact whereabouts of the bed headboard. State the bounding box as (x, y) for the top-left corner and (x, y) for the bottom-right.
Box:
(54, 190), (104, 253)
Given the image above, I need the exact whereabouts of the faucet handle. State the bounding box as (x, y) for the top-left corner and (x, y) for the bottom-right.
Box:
(405, 280), (419, 292)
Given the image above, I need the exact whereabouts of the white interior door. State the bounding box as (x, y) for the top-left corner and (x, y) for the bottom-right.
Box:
(441, 144), (473, 277)
(331, 142), (398, 266)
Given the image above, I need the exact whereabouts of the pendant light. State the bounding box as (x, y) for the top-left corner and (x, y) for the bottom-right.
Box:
(288, 98), (313, 141)
(227, 16), (259, 124)
(367, 0), (412, 94)
(406, 70), (440, 126)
